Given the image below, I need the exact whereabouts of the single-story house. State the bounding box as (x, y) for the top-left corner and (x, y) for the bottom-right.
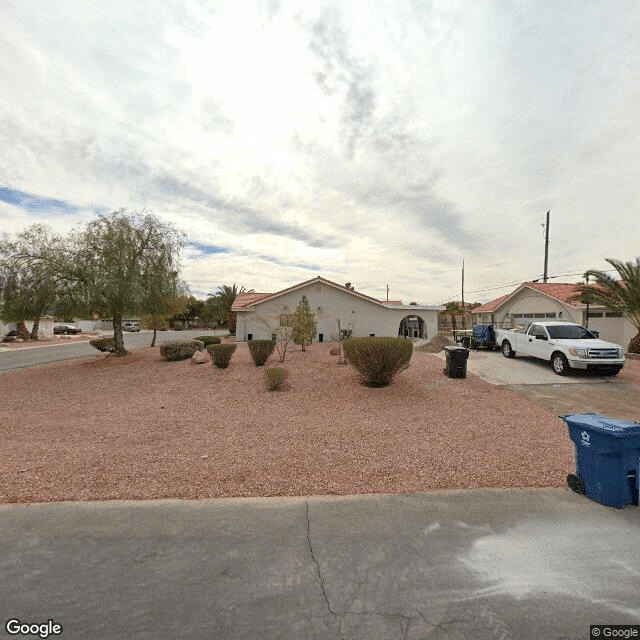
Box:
(232, 276), (444, 343)
(472, 282), (636, 349)
(0, 317), (55, 338)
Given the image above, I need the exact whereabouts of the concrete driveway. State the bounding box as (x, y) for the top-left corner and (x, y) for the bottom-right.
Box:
(2, 490), (640, 640)
(430, 348), (640, 420)
(434, 348), (616, 385)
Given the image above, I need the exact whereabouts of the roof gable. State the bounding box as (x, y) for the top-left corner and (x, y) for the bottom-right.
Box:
(232, 276), (403, 311)
(473, 282), (587, 314)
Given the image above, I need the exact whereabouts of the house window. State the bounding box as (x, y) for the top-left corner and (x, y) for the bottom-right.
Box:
(588, 312), (603, 318)
(247, 333), (253, 341)
(370, 333), (375, 337)
(318, 333), (323, 342)
(606, 311), (623, 317)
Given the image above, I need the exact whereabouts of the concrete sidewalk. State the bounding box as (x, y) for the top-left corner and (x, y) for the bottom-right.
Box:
(2, 489), (639, 639)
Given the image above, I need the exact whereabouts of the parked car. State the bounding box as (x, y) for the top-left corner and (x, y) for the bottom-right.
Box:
(494, 321), (625, 376)
(123, 321), (140, 332)
(54, 324), (82, 335)
(2, 330), (19, 342)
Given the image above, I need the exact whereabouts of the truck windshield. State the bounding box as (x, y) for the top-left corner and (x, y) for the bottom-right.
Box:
(546, 325), (597, 339)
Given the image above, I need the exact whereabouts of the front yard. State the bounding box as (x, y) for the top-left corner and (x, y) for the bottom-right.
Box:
(1, 340), (610, 504)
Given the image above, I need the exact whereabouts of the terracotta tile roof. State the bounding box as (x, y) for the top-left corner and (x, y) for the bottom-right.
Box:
(231, 292), (273, 310)
(472, 282), (586, 314)
(526, 282), (585, 305)
(472, 292), (516, 314)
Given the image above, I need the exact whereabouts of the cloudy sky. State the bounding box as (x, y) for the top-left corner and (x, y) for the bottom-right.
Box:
(1, 1), (638, 304)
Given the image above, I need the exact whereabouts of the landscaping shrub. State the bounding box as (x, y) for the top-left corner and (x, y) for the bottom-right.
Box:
(89, 337), (115, 353)
(342, 337), (413, 387)
(160, 340), (202, 362)
(265, 367), (287, 391)
(207, 343), (237, 368)
(248, 339), (276, 366)
(194, 335), (221, 346)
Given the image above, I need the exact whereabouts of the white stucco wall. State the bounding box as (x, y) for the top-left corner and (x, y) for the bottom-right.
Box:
(1, 318), (54, 338)
(236, 282), (440, 343)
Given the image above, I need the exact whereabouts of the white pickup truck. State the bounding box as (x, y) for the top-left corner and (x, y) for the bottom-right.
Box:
(494, 321), (625, 376)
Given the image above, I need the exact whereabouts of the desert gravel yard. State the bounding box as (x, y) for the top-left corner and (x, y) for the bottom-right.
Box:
(1, 341), (637, 504)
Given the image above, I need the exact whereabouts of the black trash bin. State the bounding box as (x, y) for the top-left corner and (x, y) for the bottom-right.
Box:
(444, 345), (469, 379)
(561, 413), (640, 508)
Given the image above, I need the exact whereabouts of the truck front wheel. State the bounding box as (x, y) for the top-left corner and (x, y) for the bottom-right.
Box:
(552, 352), (569, 376)
(502, 341), (515, 358)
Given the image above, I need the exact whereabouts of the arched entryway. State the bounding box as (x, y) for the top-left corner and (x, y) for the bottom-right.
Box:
(398, 315), (426, 339)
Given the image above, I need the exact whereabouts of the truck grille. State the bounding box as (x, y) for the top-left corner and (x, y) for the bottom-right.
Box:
(587, 348), (620, 359)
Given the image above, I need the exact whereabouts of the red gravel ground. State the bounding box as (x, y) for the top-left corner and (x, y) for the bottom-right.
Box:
(2, 341), (636, 505)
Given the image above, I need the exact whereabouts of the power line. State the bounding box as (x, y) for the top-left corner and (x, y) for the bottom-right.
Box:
(432, 268), (617, 306)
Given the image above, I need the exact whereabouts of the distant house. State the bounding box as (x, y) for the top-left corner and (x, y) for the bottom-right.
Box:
(0, 317), (55, 338)
(472, 282), (635, 349)
(231, 276), (444, 343)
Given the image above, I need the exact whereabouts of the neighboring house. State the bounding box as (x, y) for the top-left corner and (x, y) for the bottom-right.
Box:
(472, 282), (636, 349)
(232, 276), (444, 343)
(0, 317), (55, 338)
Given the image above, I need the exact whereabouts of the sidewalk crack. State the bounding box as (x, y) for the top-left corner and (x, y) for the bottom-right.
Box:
(305, 501), (344, 639)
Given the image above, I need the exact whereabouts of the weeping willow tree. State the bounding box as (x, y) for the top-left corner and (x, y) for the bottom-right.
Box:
(62, 209), (187, 355)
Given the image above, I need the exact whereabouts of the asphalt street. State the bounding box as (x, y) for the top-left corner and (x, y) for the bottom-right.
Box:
(1, 490), (639, 640)
(0, 330), (211, 372)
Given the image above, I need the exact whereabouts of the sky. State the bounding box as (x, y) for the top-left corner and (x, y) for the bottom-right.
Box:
(1, 0), (638, 305)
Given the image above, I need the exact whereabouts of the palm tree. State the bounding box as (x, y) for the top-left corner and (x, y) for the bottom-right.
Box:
(207, 284), (246, 334)
(442, 301), (463, 330)
(575, 257), (640, 353)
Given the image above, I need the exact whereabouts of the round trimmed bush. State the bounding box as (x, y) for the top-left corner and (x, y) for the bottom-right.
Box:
(248, 339), (276, 366)
(207, 343), (237, 368)
(342, 337), (413, 387)
(89, 337), (115, 353)
(194, 335), (222, 346)
(160, 340), (202, 362)
(265, 367), (287, 390)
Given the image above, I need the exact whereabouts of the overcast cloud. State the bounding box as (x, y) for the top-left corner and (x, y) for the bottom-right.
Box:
(1, 0), (638, 303)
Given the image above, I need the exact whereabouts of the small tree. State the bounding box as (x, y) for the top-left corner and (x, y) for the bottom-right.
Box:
(140, 293), (189, 347)
(0, 225), (67, 339)
(291, 295), (317, 351)
(254, 306), (293, 363)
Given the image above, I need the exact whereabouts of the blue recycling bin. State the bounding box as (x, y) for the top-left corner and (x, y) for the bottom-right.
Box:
(561, 413), (640, 508)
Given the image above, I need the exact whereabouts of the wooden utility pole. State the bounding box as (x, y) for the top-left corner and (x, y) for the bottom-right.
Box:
(461, 259), (465, 328)
(386, 283), (389, 301)
(543, 210), (550, 283)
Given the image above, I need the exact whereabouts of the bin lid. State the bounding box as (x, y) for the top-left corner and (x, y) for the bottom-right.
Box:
(560, 413), (640, 436)
(445, 345), (469, 352)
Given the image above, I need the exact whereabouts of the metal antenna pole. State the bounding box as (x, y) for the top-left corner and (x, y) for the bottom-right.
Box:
(543, 210), (550, 283)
